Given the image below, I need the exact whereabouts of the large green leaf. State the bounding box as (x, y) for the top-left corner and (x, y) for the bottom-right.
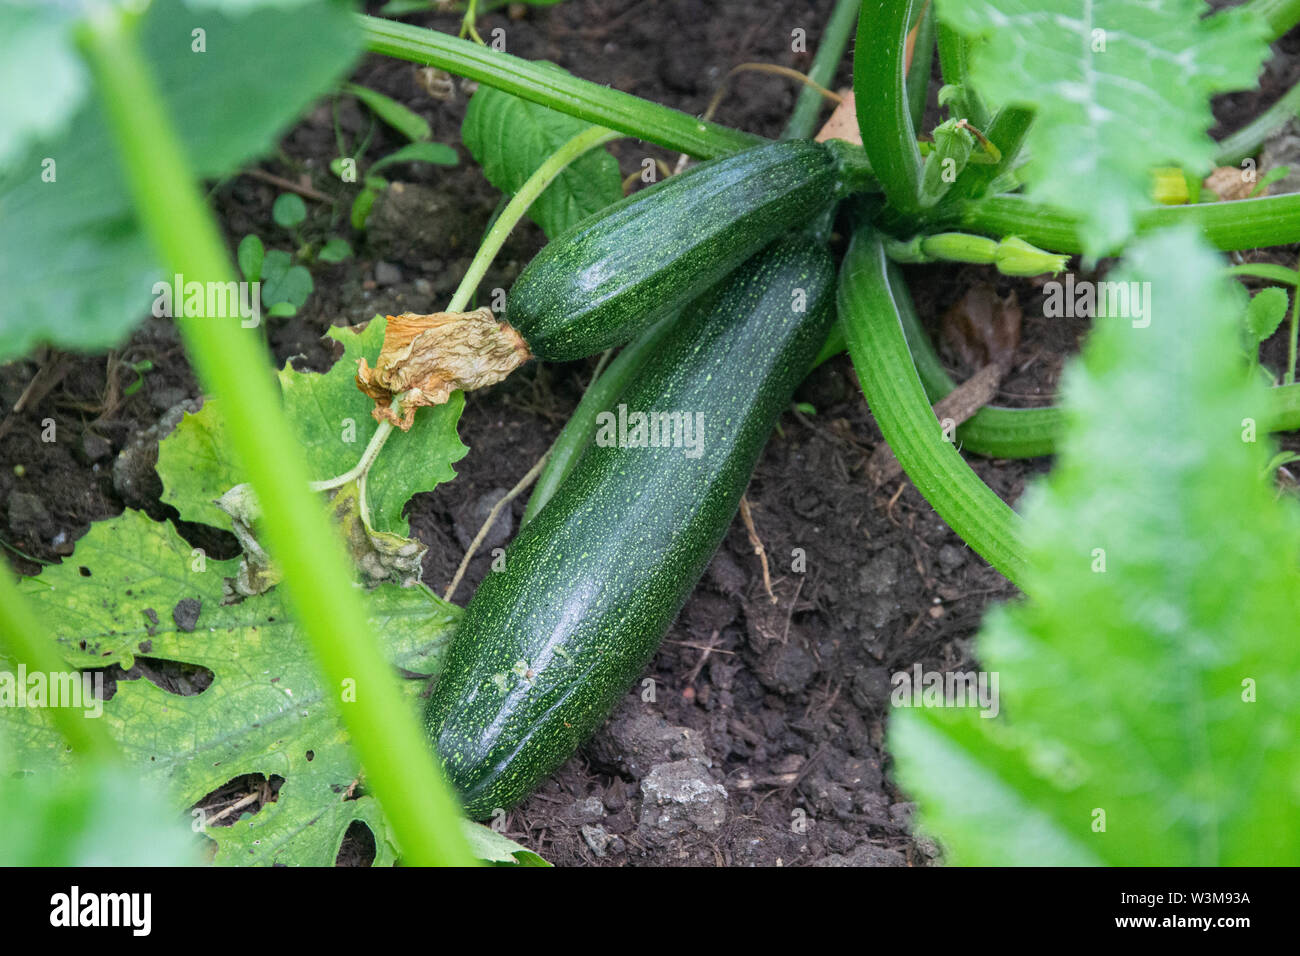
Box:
(0, 2), (86, 173)
(890, 228), (1300, 864)
(935, 0), (1269, 255)
(462, 66), (623, 238)
(6, 509), (460, 866)
(0, 0), (361, 361)
(158, 317), (468, 537)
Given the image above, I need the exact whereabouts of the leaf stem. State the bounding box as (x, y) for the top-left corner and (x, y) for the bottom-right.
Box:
(448, 125), (622, 312)
(78, 7), (475, 867)
(782, 0), (861, 140)
(855, 0), (925, 214)
(359, 14), (760, 158)
(839, 225), (1028, 584)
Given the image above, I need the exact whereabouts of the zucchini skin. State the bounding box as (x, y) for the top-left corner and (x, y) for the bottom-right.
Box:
(505, 139), (837, 361)
(427, 237), (836, 817)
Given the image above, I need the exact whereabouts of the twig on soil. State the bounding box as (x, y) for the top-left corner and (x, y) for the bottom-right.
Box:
(738, 496), (777, 603)
(443, 452), (549, 602)
(240, 167), (333, 204)
(0, 349), (71, 441)
(867, 360), (1008, 487)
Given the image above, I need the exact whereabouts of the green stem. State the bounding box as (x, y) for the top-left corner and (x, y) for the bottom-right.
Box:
(1288, 251), (1300, 384)
(906, 1), (937, 132)
(855, 0), (924, 214)
(360, 14), (760, 158)
(1224, 263), (1300, 285)
(522, 314), (679, 524)
(838, 225), (1028, 584)
(1246, 0), (1300, 39)
(0, 573), (118, 762)
(449, 125), (622, 312)
(1216, 80), (1300, 165)
(78, 8), (475, 867)
(957, 192), (1300, 254)
(935, 22), (989, 129)
(782, 0), (861, 140)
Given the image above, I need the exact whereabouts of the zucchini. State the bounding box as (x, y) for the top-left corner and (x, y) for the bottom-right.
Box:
(505, 138), (838, 361)
(427, 237), (836, 816)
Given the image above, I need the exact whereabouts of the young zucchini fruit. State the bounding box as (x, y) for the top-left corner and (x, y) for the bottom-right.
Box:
(427, 237), (836, 817)
(505, 138), (838, 361)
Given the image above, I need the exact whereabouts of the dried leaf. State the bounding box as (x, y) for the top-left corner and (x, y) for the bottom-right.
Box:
(940, 282), (1021, 373)
(1203, 164), (1254, 202)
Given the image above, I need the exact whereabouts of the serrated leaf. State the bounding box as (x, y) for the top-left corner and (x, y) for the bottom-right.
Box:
(890, 228), (1300, 864)
(1245, 286), (1288, 344)
(0, 0), (361, 362)
(158, 316), (468, 538)
(4, 510), (461, 866)
(935, 0), (1270, 255)
(462, 69), (622, 238)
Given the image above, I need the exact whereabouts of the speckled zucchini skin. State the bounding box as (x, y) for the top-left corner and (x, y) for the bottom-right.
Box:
(504, 139), (837, 362)
(427, 238), (835, 817)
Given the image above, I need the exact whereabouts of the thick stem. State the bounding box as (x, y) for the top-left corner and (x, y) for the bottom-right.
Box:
(838, 225), (1028, 584)
(78, 8), (475, 867)
(1216, 79), (1300, 166)
(855, 0), (924, 214)
(360, 14), (760, 159)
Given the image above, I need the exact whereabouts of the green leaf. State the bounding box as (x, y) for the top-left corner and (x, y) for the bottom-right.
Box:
(462, 68), (623, 238)
(272, 192), (307, 229)
(157, 316), (469, 538)
(237, 233), (265, 282)
(344, 81), (432, 142)
(0, 3), (86, 173)
(890, 228), (1300, 865)
(5, 510), (460, 866)
(260, 249), (314, 309)
(1246, 286), (1289, 344)
(351, 186), (379, 230)
(368, 141), (460, 175)
(935, 0), (1270, 256)
(317, 237), (354, 263)
(0, 0), (361, 362)
(0, 752), (201, 867)
(461, 821), (552, 867)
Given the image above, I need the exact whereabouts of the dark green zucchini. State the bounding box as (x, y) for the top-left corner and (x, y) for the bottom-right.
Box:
(427, 237), (836, 817)
(505, 138), (838, 361)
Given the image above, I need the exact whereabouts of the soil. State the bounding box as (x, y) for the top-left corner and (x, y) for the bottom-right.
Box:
(2, 0), (1294, 866)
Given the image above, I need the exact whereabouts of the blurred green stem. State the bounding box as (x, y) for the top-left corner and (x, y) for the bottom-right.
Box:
(783, 0), (861, 140)
(78, 6), (475, 867)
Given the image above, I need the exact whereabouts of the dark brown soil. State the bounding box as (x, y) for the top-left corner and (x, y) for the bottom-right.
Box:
(1, 0), (1291, 866)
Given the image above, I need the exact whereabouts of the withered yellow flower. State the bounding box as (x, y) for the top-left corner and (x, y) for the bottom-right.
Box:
(355, 309), (532, 429)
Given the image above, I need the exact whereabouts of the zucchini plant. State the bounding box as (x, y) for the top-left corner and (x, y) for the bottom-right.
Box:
(3, 0), (1300, 867)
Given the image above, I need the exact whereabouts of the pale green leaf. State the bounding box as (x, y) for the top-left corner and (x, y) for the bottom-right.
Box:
(935, 0), (1270, 255)
(890, 228), (1300, 865)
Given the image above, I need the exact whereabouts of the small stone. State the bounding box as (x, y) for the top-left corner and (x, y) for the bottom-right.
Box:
(7, 492), (51, 540)
(453, 487), (515, 551)
(374, 260), (403, 286)
(581, 824), (610, 858)
(81, 432), (113, 462)
(568, 795), (605, 825)
(638, 758), (728, 844)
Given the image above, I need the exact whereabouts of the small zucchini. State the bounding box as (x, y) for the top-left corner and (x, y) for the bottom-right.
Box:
(427, 237), (836, 816)
(505, 138), (838, 361)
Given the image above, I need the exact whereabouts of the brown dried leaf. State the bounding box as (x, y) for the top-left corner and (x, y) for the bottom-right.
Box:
(355, 308), (531, 430)
(939, 282), (1021, 373)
